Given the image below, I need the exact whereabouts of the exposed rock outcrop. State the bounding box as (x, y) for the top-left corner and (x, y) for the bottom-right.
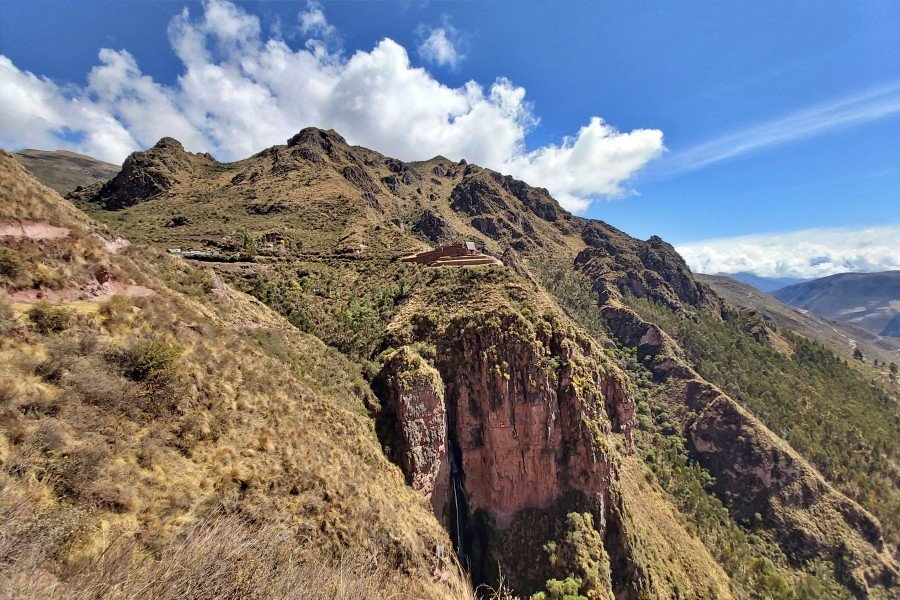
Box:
(576, 223), (719, 314)
(435, 313), (616, 525)
(90, 137), (207, 209)
(375, 311), (678, 597)
(414, 209), (458, 243)
(601, 302), (899, 595)
(374, 347), (449, 516)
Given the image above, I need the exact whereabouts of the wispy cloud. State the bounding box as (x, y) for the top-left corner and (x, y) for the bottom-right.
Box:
(666, 82), (900, 174)
(416, 17), (464, 69)
(676, 225), (900, 278)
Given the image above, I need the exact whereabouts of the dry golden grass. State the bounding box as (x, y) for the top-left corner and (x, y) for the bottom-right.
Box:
(0, 482), (476, 600)
(0, 150), (472, 598)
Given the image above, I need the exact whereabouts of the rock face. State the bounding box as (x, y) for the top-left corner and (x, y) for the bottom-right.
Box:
(414, 208), (458, 243)
(90, 138), (207, 209)
(374, 347), (449, 516)
(376, 312), (638, 594)
(436, 314), (617, 525)
(602, 303), (899, 595)
(576, 223), (719, 314)
(690, 396), (896, 594)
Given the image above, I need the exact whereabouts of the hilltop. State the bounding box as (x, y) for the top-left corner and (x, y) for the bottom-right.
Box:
(700, 273), (900, 368)
(12, 149), (119, 195)
(773, 271), (900, 338)
(3, 129), (897, 598)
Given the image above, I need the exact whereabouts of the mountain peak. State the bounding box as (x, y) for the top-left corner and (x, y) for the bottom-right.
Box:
(153, 137), (185, 152)
(287, 127), (348, 148)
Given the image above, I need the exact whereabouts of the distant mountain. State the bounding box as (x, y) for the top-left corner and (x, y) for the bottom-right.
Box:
(715, 271), (807, 292)
(5, 131), (896, 598)
(772, 271), (900, 338)
(12, 148), (119, 195)
(699, 273), (900, 365)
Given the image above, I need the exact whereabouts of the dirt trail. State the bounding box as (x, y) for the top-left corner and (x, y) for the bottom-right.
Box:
(102, 236), (130, 253)
(2, 281), (155, 303)
(0, 220), (70, 240)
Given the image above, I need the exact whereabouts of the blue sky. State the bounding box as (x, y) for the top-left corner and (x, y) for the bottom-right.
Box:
(1, 1), (898, 277)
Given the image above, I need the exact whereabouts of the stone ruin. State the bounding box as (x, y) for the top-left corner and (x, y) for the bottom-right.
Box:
(399, 240), (502, 267)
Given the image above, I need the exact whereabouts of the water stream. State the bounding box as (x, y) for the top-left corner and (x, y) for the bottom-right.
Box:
(448, 440), (469, 570)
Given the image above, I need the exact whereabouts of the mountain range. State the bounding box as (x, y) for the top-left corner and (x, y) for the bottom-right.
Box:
(714, 271), (809, 292)
(1, 131), (897, 599)
(11, 149), (120, 195)
(772, 272), (900, 339)
(700, 274), (900, 368)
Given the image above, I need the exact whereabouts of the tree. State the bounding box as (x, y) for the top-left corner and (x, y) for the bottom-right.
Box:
(890, 362), (898, 375)
(852, 347), (864, 361)
(536, 513), (613, 600)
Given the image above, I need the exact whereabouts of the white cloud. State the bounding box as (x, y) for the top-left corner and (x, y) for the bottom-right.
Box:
(0, 0), (662, 212)
(506, 117), (665, 211)
(676, 225), (900, 279)
(667, 82), (900, 174)
(417, 21), (462, 68)
(296, 0), (340, 56)
(298, 1), (332, 37)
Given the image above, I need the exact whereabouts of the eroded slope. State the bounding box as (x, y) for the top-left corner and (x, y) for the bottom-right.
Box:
(66, 130), (899, 598)
(0, 150), (466, 598)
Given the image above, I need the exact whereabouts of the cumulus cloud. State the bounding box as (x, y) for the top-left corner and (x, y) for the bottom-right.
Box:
(296, 0), (340, 56)
(507, 117), (665, 211)
(0, 0), (662, 212)
(676, 225), (900, 278)
(298, 1), (331, 37)
(417, 20), (463, 68)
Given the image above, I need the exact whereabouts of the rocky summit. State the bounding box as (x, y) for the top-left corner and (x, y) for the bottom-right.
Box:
(1, 129), (898, 599)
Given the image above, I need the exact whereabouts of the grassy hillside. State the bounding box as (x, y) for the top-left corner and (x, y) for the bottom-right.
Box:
(626, 295), (899, 547)
(699, 274), (900, 382)
(12, 149), (119, 195)
(0, 150), (471, 598)
(773, 272), (900, 338)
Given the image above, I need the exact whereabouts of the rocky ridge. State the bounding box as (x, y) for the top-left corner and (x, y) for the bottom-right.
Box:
(53, 129), (900, 598)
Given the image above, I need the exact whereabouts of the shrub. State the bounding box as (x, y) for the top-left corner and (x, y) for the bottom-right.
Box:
(0, 298), (16, 334)
(83, 478), (137, 513)
(0, 247), (23, 279)
(114, 336), (181, 383)
(27, 302), (74, 334)
(99, 294), (133, 321)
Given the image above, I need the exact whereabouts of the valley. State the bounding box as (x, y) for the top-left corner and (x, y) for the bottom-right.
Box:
(1, 129), (895, 598)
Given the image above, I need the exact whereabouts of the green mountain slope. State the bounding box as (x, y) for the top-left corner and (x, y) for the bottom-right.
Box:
(773, 272), (900, 338)
(21, 130), (900, 598)
(699, 273), (900, 371)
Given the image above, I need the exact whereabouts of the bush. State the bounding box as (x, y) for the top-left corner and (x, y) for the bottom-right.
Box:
(535, 513), (612, 600)
(114, 336), (181, 383)
(0, 298), (16, 334)
(99, 294), (137, 331)
(104, 336), (183, 415)
(27, 302), (74, 334)
(0, 247), (23, 279)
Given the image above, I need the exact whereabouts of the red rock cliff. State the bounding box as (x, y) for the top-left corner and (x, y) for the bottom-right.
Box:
(375, 311), (638, 594)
